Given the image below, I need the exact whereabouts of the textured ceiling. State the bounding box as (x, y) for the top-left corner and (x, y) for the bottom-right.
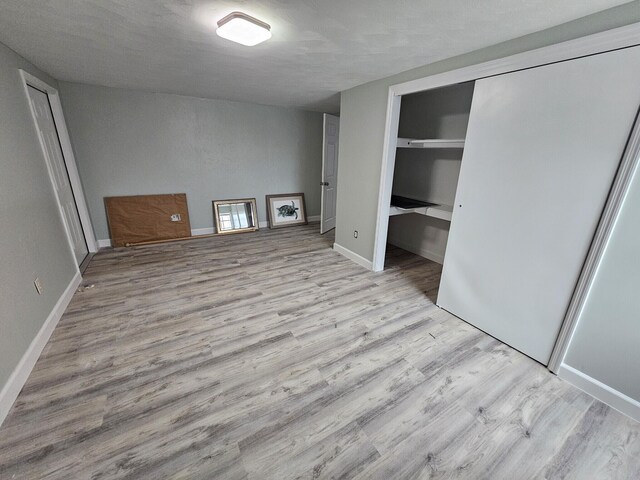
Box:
(0, 1), (630, 112)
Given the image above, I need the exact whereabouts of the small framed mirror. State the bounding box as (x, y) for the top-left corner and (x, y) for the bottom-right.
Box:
(212, 198), (259, 235)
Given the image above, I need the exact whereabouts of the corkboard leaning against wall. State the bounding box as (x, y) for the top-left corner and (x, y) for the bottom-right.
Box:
(105, 193), (191, 247)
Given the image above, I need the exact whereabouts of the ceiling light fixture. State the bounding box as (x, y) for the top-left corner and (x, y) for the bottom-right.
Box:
(216, 12), (271, 47)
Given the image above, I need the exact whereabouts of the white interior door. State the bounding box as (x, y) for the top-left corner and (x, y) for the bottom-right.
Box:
(438, 46), (640, 364)
(321, 113), (339, 234)
(27, 85), (88, 265)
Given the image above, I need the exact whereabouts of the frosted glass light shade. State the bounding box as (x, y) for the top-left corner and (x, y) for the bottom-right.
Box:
(216, 12), (271, 46)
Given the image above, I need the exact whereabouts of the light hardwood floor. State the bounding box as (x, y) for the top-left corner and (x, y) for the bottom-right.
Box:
(1, 224), (639, 479)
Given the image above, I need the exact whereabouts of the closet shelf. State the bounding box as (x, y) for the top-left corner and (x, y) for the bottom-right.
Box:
(397, 138), (465, 149)
(389, 204), (453, 222)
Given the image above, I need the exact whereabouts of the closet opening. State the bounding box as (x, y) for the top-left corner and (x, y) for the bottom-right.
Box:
(377, 81), (475, 269)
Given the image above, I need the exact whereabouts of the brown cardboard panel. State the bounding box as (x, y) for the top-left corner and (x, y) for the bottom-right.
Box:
(105, 194), (191, 247)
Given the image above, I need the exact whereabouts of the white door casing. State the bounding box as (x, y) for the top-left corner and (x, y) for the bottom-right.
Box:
(26, 85), (89, 265)
(437, 46), (640, 365)
(321, 114), (339, 234)
(20, 70), (97, 257)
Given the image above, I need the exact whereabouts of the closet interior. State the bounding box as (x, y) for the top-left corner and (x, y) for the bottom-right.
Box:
(387, 81), (474, 264)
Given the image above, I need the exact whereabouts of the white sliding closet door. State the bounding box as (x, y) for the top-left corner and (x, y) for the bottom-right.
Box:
(438, 46), (640, 364)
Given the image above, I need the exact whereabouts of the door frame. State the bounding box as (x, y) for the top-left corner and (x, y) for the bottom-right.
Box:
(19, 70), (98, 257)
(372, 22), (640, 371)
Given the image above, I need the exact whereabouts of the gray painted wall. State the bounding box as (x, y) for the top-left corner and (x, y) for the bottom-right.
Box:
(335, 1), (640, 261)
(0, 43), (77, 389)
(58, 83), (323, 240)
(564, 160), (640, 401)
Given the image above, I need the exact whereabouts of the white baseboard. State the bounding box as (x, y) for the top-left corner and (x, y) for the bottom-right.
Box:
(190, 227), (215, 236)
(99, 216), (322, 247)
(387, 236), (445, 264)
(333, 243), (373, 270)
(0, 271), (82, 427)
(558, 363), (640, 423)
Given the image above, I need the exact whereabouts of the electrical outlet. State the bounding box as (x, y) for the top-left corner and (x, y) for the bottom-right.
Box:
(34, 277), (43, 295)
(170, 214), (181, 222)
(353, 230), (358, 239)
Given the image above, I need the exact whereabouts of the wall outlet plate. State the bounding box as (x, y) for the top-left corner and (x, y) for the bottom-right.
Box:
(34, 277), (43, 295)
(170, 214), (181, 222)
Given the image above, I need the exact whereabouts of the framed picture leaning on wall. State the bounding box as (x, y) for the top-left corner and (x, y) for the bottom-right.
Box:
(266, 193), (307, 229)
(212, 198), (259, 235)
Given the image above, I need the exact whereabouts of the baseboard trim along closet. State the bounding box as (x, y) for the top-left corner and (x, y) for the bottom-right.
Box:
(387, 236), (445, 264)
(99, 216), (322, 248)
(558, 363), (640, 423)
(332, 243), (374, 270)
(0, 270), (82, 427)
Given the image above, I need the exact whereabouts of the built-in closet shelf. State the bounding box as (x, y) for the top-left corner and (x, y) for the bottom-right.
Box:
(389, 204), (453, 222)
(397, 138), (465, 149)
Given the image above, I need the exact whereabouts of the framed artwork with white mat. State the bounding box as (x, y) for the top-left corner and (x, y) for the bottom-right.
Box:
(266, 193), (307, 229)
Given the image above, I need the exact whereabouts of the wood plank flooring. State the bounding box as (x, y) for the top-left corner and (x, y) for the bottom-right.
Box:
(1, 224), (639, 479)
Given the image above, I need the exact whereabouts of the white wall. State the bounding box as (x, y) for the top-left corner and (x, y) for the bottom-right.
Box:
(0, 42), (78, 404)
(58, 83), (324, 240)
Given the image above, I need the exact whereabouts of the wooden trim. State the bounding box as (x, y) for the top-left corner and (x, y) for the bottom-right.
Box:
(0, 271), (82, 427)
